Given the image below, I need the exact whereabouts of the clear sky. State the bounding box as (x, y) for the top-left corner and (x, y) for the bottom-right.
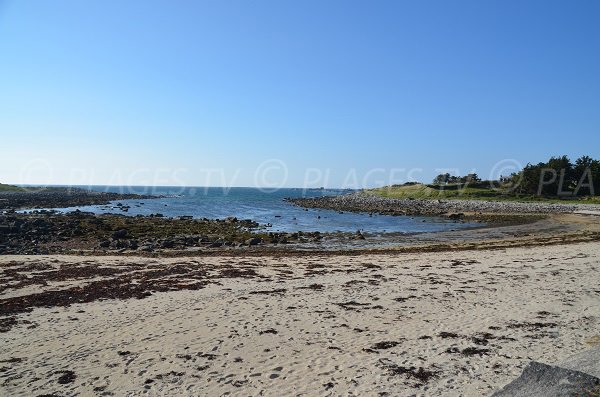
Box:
(1, 0), (599, 188)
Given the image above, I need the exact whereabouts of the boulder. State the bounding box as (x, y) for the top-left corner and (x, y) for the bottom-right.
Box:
(245, 237), (262, 246)
(161, 239), (175, 249)
(448, 213), (465, 220)
(139, 244), (154, 252)
(112, 229), (128, 239)
(492, 361), (599, 397)
(493, 348), (600, 397)
(112, 240), (128, 249)
(558, 346), (600, 378)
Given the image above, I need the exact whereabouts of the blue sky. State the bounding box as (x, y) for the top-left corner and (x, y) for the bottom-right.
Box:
(1, 0), (599, 188)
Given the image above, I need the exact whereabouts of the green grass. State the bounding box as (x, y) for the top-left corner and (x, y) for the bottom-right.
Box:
(368, 183), (600, 204)
(0, 183), (25, 192)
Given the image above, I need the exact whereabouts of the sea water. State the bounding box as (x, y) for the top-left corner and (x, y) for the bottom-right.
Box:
(40, 186), (478, 234)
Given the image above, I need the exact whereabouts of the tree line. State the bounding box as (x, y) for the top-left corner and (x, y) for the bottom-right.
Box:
(432, 173), (482, 185)
(511, 155), (600, 196)
(432, 155), (600, 197)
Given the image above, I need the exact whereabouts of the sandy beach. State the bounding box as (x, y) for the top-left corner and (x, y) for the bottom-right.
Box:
(2, 240), (599, 396)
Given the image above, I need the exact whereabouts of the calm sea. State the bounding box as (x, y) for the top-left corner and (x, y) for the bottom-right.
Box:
(43, 186), (477, 234)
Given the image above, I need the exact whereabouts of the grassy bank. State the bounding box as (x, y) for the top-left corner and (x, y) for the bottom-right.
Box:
(368, 183), (600, 204)
(0, 183), (25, 192)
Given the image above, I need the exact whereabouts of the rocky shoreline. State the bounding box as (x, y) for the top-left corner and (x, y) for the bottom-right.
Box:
(0, 187), (156, 211)
(4, 189), (600, 256)
(0, 211), (326, 255)
(286, 191), (600, 219)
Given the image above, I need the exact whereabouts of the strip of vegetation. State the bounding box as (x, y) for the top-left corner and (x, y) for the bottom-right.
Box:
(370, 155), (600, 204)
(0, 184), (25, 192)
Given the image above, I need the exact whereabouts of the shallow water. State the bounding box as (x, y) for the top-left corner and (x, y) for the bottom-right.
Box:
(37, 186), (479, 234)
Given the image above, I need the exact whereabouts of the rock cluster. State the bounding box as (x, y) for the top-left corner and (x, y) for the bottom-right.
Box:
(286, 191), (600, 217)
(0, 187), (156, 211)
(0, 211), (324, 254)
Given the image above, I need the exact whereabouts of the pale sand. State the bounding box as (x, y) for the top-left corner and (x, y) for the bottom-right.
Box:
(1, 242), (599, 396)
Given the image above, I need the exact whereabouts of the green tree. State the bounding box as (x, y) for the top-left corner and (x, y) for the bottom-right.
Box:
(544, 155), (574, 196)
(432, 173), (450, 185)
(573, 156), (600, 196)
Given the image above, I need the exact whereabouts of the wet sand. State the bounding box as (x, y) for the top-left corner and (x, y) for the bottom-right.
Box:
(1, 240), (600, 396)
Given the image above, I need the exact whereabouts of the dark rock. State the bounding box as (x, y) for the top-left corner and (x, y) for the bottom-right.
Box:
(112, 229), (128, 239)
(492, 361), (600, 397)
(161, 240), (175, 249)
(448, 213), (465, 220)
(558, 346), (600, 378)
(354, 230), (366, 240)
(111, 240), (128, 249)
